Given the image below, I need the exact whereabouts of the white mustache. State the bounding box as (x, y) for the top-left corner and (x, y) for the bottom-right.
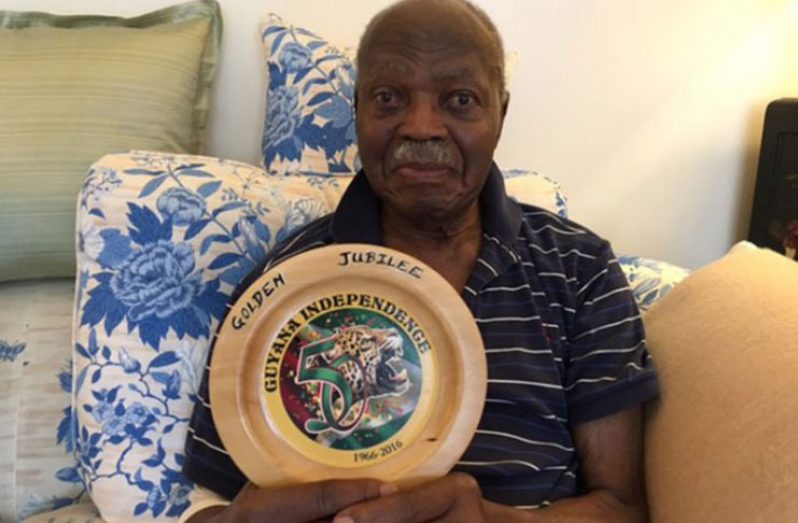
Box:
(386, 141), (456, 171)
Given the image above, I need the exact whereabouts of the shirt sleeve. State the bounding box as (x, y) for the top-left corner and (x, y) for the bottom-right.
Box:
(182, 219), (332, 499)
(182, 241), (277, 498)
(182, 343), (249, 500)
(564, 241), (660, 424)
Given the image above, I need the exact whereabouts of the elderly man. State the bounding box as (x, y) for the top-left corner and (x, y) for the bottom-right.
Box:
(182, 0), (658, 521)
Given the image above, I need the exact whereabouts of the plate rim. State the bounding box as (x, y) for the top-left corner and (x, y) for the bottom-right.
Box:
(209, 243), (487, 486)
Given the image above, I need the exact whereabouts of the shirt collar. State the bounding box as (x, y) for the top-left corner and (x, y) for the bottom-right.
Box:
(330, 162), (523, 245)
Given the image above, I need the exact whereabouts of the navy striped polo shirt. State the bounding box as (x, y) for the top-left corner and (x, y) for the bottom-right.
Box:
(183, 165), (659, 508)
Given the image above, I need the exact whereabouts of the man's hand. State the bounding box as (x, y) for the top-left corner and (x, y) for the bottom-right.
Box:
(329, 407), (648, 523)
(187, 479), (395, 523)
(331, 473), (502, 523)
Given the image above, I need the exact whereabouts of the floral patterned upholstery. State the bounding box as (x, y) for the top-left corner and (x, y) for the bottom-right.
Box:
(71, 152), (349, 521)
(260, 14), (358, 175)
(618, 255), (690, 313)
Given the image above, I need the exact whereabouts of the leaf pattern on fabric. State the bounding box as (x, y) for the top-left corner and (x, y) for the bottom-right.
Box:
(0, 339), (25, 362)
(71, 151), (342, 519)
(618, 255), (690, 312)
(260, 15), (358, 175)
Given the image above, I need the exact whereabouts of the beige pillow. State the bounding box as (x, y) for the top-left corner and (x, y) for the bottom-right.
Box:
(643, 243), (798, 522)
(0, 1), (221, 282)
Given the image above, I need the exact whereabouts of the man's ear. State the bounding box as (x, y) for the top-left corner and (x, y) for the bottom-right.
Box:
(497, 91), (510, 141)
(501, 91), (510, 119)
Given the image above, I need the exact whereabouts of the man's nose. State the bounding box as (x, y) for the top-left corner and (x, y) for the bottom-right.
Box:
(398, 98), (447, 141)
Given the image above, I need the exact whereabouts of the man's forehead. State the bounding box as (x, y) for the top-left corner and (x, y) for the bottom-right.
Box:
(360, 52), (488, 83)
(356, 0), (506, 99)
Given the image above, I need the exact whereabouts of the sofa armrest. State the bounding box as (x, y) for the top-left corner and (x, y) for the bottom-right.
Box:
(642, 243), (798, 521)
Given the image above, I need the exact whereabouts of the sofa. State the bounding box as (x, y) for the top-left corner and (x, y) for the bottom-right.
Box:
(1, 149), (691, 523)
(4, 2), (796, 522)
(7, 151), (798, 523)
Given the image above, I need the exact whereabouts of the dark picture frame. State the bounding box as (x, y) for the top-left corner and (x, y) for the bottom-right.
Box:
(748, 99), (798, 260)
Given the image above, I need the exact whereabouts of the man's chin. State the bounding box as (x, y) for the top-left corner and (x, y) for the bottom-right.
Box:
(391, 196), (463, 224)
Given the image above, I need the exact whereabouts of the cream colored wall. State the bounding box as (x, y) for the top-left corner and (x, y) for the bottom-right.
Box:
(2, 0), (796, 268)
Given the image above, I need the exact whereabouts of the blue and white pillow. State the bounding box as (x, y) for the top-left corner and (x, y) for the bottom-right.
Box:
(260, 14), (358, 175)
(73, 151), (348, 521)
(619, 255), (690, 313)
(504, 169), (569, 218)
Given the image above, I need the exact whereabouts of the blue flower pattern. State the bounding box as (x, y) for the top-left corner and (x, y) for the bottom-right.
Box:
(157, 187), (207, 227)
(69, 151), (338, 519)
(110, 240), (205, 323)
(503, 169), (569, 218)
(261, 16), (358, 175)
(22, 361), (88, 519)
(618, 255), (690, 312)
(0, 339), (26, 362)
(264, 84), (304, 159)
(72, 329), (194, 518)
(280, 42), (313, 73)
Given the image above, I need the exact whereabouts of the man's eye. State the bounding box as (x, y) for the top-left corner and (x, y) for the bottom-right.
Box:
(447, 92), (477, 111)
(374, 90), (399, 107)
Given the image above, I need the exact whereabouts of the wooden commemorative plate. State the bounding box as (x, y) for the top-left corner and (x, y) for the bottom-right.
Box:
(210, 244), (486, 487)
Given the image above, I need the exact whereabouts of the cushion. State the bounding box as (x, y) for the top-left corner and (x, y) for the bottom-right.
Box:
(72, 151), (348, 521)
(503, 169), (568, 218)
(618, 255), (689, 313)
(0, 279), (83, 522)
(260, 14), (358, 175)
(259, 14), (519, 177)
(643, 242), (798, 522)
(0, 0), (222, 282)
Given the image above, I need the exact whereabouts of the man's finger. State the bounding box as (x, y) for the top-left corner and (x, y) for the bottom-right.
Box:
(334, 487), (448, 523)
(334, 474), (480, 523)
(293, 479), (389, 521)
(239, 479), (387, 522)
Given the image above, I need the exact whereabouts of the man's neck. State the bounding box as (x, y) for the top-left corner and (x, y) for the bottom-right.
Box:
(381, 202), (483, 292)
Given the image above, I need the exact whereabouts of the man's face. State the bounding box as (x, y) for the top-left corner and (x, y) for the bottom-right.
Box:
(355, 14), (505, 224)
